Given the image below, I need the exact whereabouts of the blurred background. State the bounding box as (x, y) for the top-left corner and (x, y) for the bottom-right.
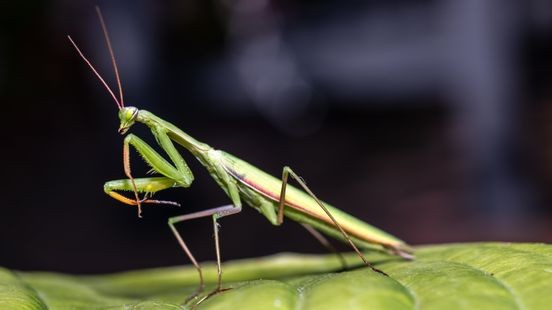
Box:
(0, 0), (551, 274)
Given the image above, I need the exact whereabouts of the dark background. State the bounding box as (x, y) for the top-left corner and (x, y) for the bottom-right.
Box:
(1, 0), (551, 274)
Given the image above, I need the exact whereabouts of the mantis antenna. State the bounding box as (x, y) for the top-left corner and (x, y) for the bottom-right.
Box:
(95, 6), (124, 108)
(67, 35), (122, 109)
(67, 6), (124, 110)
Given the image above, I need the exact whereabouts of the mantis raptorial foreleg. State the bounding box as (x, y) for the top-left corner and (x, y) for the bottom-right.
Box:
(168, 204), (242, 303)
(104, 176), (181, 206)
(122, 135), (143, 215)
(277, 166), (386, 275)
(119, 132), (194, 216)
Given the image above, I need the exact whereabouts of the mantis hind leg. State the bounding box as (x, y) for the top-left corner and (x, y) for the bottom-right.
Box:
(277, 166), (386, 276)
(300, 223), (348, 270)
(168, 204), (242, 305)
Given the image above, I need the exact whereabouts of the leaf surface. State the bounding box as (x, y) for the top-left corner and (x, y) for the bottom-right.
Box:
(2, 243), (551, 309)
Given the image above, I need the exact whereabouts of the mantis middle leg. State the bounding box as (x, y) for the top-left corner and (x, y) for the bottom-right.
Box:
(168, 204), (242, 303)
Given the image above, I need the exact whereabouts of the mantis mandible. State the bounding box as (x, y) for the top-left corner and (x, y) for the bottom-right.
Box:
(68, 7), (414, 303)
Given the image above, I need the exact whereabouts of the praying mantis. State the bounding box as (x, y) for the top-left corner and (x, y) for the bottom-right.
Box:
(69, 7), (413, 304)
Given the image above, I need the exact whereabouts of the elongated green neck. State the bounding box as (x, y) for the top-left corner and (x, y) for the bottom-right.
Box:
(136, 109), (211, 155)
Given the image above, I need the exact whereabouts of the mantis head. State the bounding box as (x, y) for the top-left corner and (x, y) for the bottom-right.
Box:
(118, 106), (139, 134)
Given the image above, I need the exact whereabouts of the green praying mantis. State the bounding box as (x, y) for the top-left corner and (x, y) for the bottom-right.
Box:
(68, 7), (414, 304)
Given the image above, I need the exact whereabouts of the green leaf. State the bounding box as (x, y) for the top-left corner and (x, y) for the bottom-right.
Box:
(2, 243), (551, 309)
